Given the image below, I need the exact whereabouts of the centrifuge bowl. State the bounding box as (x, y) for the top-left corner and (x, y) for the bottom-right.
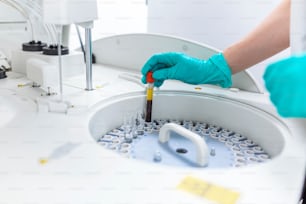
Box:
(89, 91), (288, 161)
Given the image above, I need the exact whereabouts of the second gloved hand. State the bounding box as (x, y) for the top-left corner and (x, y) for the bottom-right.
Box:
(264, 54), (306, 117)
(141, 52), (232, 88)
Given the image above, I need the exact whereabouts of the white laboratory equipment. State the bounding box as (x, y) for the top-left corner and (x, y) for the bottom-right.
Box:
(89, 33), (305, 203)
(2, 0), (97, 97)
(0, 1), (305, 204)
(41, 0), (98, 94)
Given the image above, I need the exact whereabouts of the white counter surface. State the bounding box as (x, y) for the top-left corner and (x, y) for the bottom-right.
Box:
(0, 65), (305, 204)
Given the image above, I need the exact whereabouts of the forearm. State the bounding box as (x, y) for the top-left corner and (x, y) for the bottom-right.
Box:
(223, 0), (290, 74)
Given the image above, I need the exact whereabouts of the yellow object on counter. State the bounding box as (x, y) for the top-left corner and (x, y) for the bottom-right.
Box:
(177, 176), (240, 204)
(39, 158), (48, 165)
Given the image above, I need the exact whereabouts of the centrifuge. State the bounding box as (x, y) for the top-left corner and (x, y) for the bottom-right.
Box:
(0, 33), (305, 204)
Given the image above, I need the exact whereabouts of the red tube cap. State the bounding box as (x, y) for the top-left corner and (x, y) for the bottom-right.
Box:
(146, 71), (154, 83)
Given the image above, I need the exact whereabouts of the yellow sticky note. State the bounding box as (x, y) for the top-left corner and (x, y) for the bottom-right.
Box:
(177, 176), (240, 204)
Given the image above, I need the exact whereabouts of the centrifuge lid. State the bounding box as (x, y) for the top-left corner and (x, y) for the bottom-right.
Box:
(92, 33), (263, 93)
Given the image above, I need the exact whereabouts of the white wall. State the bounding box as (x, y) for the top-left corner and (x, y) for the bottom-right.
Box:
(147, 0), (290, 88)
(69, 0), (148, 49)
(0, 3), (29, 58)
(0, 3), (25, 21)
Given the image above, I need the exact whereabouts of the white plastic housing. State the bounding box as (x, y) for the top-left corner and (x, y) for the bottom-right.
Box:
(26, 58), (59, 87)
(11, 50), (85, 77)
(42, 0), (98, 25)
(89, 93), (287, 158)
(92, 34), (263, 93)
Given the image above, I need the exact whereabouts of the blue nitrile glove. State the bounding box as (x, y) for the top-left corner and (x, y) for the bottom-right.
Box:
(264, 54), (306, 118)
(141, 52), (232, 88)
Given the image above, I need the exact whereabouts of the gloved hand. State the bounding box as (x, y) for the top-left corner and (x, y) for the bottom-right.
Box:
(141, 52), (232, 88)
(264, 54), (306, 117)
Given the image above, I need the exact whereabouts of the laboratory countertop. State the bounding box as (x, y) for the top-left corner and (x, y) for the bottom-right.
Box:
(0, 64), (305, 204)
